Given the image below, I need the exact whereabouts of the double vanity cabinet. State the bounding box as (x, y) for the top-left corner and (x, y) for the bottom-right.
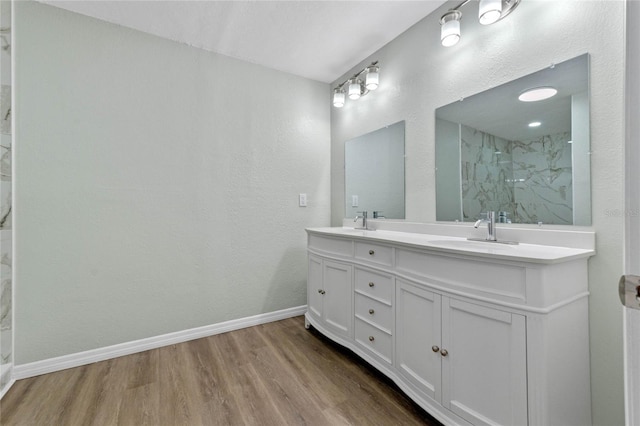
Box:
(305, 227), (594, 426)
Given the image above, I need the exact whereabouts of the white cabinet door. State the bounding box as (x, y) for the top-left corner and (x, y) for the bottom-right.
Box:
(307, 255), (323, 321)
(322, 260), (352, 337)
(396, 279), (442, 402)
(441, 298), (527, 426)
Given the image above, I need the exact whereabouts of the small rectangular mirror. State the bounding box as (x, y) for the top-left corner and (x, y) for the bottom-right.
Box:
(345, 121), (405, 219)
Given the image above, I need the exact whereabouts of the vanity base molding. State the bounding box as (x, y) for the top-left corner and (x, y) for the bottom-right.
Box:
(306, 228), (593, 426)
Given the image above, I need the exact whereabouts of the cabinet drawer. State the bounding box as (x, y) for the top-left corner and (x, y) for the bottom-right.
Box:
(355, 293), (393, 333)
(355, 242), (393, 266)
(355, 268), (393, 304)
(308, 234), (352, 257)
(355, 318), (392, 364)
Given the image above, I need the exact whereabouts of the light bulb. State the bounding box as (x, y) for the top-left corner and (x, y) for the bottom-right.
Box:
(333, 88), (345, 108)
(365, 66), (379, 91)
(479, 0), (502, 25)
(348, 78), (361, 100)
(440, 11), (462, 47)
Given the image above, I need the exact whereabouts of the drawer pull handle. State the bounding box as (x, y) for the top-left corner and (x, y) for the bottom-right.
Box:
(318, 289), (325, 295)
(440, 349), (449, 357)
(369, 282), (375, 287)
(369, 309), (374, 315)
(432, 345), (440, 353)
(369, 250), (375, 255)
(369, 336), (375, 342)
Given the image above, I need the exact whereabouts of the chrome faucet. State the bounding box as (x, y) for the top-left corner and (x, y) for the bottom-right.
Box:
(354, 211), (368, 230)
(474, 211), (497, 241)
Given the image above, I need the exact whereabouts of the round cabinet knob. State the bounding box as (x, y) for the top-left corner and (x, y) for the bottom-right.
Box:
(369, 250), (375, 255)
(440, 349), (449, 357)
(432, 345), (440, 353)
(369, 336), (375, 342)
(318, 289), (322, 294)
(368, 309), (375, 315)
(369, 282), (375, 287)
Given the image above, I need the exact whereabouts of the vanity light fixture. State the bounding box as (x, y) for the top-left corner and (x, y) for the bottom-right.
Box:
(440, 10), (462, 47)
(528, 121), (542, 127)
(348, 78), (362, 100)
(332, 87), (345, 108)
(518, 86), (558, 102)
(365, 65), (379, 90)
(479, 0), (502, 25)
(332, 61), (380, 108)
(440, 0), (520, 47)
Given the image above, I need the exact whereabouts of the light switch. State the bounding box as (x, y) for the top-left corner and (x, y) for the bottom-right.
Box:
(352, 195), (359, 207)
(299, 193), (307, 207)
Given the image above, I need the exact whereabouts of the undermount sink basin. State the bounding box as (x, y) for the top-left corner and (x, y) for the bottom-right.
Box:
(427, 239), (515, 251)
(328, 228), (375, 235)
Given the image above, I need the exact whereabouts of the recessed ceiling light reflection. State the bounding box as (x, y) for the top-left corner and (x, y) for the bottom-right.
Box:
(518, 87), (558, 102)
(528, 121), (542, 128)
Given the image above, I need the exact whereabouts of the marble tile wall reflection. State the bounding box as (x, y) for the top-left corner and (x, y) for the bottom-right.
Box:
(512, 132), (573, 225)
(460, 125), (573, 225)
(461, 125), (515, 221)
(0, 0), (11, 392)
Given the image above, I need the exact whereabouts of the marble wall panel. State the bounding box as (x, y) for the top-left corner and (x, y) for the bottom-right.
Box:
(512, 132), (573, 224)
(0, 0), (11, 392)
(460, 125), (515, 221)
(460, 124), (573, 225)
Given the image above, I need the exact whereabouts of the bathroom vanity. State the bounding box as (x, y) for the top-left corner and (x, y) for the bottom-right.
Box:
(305, 224), (594, 426)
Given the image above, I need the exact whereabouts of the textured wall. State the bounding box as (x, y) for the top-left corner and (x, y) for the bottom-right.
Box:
(14, 2), (330, 364)
(625, 1), (640, 423)
(331, 1), (625, 424)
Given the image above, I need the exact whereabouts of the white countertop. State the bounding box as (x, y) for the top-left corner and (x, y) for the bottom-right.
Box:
(306, 227), (595, 264)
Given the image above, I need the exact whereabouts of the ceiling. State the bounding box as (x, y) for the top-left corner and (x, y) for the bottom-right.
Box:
(41, 0), (448, 83)
(436, 55), (589, 141)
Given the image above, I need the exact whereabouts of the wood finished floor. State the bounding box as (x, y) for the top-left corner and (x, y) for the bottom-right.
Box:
(1, 316), (442, 426)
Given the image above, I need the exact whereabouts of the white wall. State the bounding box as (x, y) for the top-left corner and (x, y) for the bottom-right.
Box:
(625, 1), (640, 423)
(331, 1), (625, 424)
(14, 2), (330, 364)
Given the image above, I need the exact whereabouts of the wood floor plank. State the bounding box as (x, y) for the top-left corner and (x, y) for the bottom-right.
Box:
(0, 316), (442, 426)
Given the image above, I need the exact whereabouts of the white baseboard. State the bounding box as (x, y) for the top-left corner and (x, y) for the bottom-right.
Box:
(12, 305), (307, 381)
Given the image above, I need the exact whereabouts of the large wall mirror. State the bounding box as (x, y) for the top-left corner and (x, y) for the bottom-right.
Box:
(435, 54), (590, 225)
(345, 121), (405, 219)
